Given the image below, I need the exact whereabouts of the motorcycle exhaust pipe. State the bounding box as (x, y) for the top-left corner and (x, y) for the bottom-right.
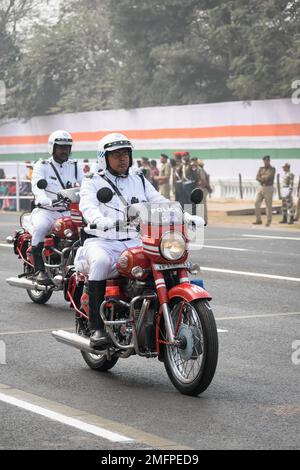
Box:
(52, 330), (105, 355)
(6, 277), (49, 291)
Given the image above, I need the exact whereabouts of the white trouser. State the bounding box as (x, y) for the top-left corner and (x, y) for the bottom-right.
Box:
(74, 237), (142, 281)
(31, 208), (69, 246)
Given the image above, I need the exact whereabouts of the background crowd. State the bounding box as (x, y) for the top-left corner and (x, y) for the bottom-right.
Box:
(1, 154), (300, 228)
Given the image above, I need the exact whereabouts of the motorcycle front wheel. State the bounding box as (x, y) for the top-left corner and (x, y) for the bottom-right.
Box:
(164, 299), (218, 396)
(26, 288), (53, 304)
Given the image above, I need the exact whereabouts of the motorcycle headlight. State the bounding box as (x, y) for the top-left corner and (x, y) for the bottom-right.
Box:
(160, 231), (186, 261)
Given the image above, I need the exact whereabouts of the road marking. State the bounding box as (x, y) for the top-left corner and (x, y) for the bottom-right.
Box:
(217, 328), (228, 332)
(216, 311), (300, 321)
(0, 391), (133, 443)
(242, 234), (300, 241)
(202, 244), (248, 252)
(0, 327), (73, 336)
(0, 243), (12, 248)
(266, 405), (300, 417)
(193, 242), (300, 257)
(201, 266), (300, 282)
(0, 384), (191, 449)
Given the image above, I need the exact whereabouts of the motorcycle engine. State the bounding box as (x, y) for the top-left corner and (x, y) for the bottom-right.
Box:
(122, 279), (149, 298)
(114, 320), (132, 345)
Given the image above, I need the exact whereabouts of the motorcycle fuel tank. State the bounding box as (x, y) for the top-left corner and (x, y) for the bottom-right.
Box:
(117, 247), (151, 280)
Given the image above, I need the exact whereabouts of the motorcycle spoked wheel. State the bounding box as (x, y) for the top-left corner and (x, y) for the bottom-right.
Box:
(76, 319), (119, 371)
(26, 288), (53, 304)
(163, 299), (218, 396)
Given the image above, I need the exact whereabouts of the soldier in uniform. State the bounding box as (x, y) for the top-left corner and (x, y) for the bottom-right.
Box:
(280, 163), (295, 224)
(198, 159), (212, 225)
(140, 157), (152, 182)
(182, 151), (192, 182)
(31, 130), (83, 284)
(253, 155), (276, 227)
(294, 176), (300, 222)
(174, 152), (183, 207)
(181, 152), (197, 208)
(154, 153), (171, 198)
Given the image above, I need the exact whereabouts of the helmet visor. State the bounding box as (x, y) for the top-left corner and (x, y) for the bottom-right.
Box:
(54, 138), (72, 146)
(104, 140), (132, 151)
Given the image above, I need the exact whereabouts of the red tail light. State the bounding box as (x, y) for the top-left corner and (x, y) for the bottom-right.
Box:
(105, 280), (121, 298)
(44, 238), (55, 248)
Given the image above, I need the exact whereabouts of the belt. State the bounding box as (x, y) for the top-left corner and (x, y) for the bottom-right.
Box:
(86, 234), (131, 242)
(39, 207), (68, 213)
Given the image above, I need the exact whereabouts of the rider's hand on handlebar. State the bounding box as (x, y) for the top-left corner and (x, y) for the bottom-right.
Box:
(90, 217), (115, 231)
(184, 213), (206, 227)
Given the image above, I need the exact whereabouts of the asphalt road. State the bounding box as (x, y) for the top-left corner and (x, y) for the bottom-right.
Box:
(0, 213), (299, 450)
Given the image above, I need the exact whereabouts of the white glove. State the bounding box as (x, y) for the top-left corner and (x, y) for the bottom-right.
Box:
(93, 216), (115, 231)
(184, 212), (205, 227)
(36, 196), (52, 207)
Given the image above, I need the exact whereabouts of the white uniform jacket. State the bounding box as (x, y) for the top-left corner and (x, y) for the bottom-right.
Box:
(31, 157), (84, 211)
(80, 170), (169, 240)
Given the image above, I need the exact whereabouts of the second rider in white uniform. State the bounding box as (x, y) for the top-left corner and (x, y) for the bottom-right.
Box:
(31, 130), (83, 284)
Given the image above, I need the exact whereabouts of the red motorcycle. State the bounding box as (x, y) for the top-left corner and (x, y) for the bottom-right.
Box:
(6, 179), (84, 305)
(53, 188), (218, 396)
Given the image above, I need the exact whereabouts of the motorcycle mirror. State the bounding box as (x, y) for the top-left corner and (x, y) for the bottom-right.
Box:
(37, 179), (48, 189)
(97, 187), (114, 204)
(190, 188), (203, 204)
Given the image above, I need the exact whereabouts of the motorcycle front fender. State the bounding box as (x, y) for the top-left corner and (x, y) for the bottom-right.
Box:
(168, 282), (211, 302)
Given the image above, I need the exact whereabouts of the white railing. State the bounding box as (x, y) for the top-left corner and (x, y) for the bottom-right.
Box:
(210, 178), (299, 200)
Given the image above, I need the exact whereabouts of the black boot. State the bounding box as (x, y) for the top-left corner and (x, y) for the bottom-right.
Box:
(279, 215), (287, 224)
(88, 280), (111, 348)
(31, 243), (52, 285)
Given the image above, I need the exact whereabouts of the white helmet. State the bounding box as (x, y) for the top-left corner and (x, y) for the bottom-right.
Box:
(48, 130), (73, 156)
(97, 132), (133, 171)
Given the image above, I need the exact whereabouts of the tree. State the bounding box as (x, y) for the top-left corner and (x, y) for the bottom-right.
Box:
(3, 0), (122, 119)
(0, 0), (43, 121)
(1, 0), (300, 120)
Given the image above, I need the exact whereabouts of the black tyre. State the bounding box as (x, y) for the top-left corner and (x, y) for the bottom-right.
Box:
(76, 320), (119, 371)
(80, 350), (119, 371)
(163, 299), (218, 396)
(26, 288), (53, 304)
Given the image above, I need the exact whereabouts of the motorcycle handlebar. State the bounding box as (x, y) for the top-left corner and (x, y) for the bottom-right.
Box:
(88, 219), (136, 232)
(36, 199), (68, 209)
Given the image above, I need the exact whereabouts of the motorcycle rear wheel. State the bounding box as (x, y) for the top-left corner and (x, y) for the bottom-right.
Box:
(76, 320), (119, 371)
(164, 299), (218, 396)
(26, 288), (53, 304)
(81, 351), (119, 371)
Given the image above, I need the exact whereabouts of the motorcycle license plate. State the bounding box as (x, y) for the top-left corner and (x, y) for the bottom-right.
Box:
(153, 262), (191, 271)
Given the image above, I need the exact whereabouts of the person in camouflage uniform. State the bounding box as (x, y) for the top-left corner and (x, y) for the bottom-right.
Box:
(254, 155), (276, 227)
(197, 159), (213, 225)
(154, 154), (171, 198)
(294, 176), (300, 222)
(280, 163), (295, 224)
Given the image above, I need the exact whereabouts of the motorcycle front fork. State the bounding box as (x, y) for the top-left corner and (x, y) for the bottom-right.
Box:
(161, 303), (180, 345)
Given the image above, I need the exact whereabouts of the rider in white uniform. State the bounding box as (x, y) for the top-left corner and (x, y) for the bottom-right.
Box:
(31, 130), (83, 285)
(75, 133), (204, 348)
